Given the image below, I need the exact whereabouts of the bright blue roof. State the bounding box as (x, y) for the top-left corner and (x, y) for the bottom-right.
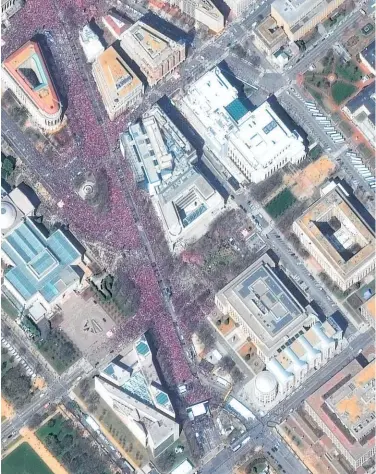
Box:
(2, 219), (81, 303)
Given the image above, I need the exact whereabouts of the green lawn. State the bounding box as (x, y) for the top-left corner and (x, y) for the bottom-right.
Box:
(331, 82), (357, 105)
(2, 442), (53, 474)
(36, 414), (67, 441)
(335, 61), (362, 82)
(1, 295), (20, 320)
(265, 189), (297, 218)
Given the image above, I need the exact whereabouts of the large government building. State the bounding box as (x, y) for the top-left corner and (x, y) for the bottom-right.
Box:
(2, 40), (64, 132)
(121, 21), (186, 86)
(293, 181), (376, 291)
(305, 359), (376, 469)
(215, 253), (343, 400)
(92, 46), (144, 121)
(271, 0), (346, 41)
(95, 334), (180, 457)
(180, 68), (306, 185)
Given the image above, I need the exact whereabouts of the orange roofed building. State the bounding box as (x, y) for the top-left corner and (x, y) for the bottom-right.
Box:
(305, 358), (376, 469)
(92, 46), (144, 121)
(2, 40), (63, 132)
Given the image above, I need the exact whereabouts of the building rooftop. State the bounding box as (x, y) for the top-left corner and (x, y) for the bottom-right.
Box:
(95, 46), (142, 100)
(102, 12), (131, 38)
(79, 25), (104, 62)
(122, 21), (183, 67)
(2, 218), (82, 305)
(97, 334), (178, 451)
(294, 183), (375, 280)
(181, 67), (239, 153)
(361, 40), (375, 72)
(255, 15), (288, 51)
(345, 82), (376, 126)
(228, 101), (304, 172)
(271, 0), (332, 30)
(306, 359), (376, 464)
(120, 103), (197, 193)
(362, 294), (376, 322)
(157, 167), (223, 242)
(2, 40), (61, 115)
(216, 253), (314, 358)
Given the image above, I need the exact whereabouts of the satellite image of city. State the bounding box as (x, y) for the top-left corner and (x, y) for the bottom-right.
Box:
(0, 0), (375, 472)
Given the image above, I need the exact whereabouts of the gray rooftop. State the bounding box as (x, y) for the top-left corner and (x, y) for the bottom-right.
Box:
(345, 83), (376, 125)
(361, 40), (375, 71)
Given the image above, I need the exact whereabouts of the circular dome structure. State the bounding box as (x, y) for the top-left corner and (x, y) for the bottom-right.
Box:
(1, 201), (17, 230)
(254, 371), (278, 404)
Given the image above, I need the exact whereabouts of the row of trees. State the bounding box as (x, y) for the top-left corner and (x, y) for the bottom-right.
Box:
(41, 417), (110, 474)
(2, 367), (35, 410)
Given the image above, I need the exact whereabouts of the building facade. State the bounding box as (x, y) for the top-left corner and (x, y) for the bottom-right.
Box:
(2, 40), (63, 132)
(293, 181), (376, 291)
(121, 21), (186, 86)
(92, 46), (143, 121)
(160, 0), (224, 32)
(271, 0), (346, 41)
(1, 0), (23, 23)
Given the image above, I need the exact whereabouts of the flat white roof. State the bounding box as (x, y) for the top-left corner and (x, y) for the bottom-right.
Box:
(228, 101), (303, 171)
(171, 459), (194, 474)
(228, 398), (256, 420)
(191, 403), (208, 417)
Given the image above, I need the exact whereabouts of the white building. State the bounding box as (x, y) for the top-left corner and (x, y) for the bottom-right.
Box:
(79, 25), (105, 63)
(95, 334), (180, 457)
(180, 68), (306, 185)
(227, 101), (306, 183)
(225, 0), (254, 17)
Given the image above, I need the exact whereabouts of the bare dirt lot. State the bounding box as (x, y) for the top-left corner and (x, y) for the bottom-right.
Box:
(284, 156), (336, 199)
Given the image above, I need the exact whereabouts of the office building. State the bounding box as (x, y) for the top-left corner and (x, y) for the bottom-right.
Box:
(2, 40), (63, 132)
(79, 25), (105, 63)
(224, 0), (253, 17)
(102, 12), (131, 39)
(92, 46), (143, 121)
(293, 181), (376, 291)
(180, 67), (305, 184)
(161, 0), (224, 32)
(121, 21), (186, 86)
(95, 334), (180, 457)
(1, 187), (90, 323)
(271, 0), (346, 41)
(120, 104), (197, 194)
(343, 82), (376, 148)
(305, 359), (376, 469)
(121, 104), (223, 248)
(156, 167), (224, 247)
(360, 40), (376, 75)
(227, 101), (306, 183)
(215, 253), (343, 398)
(253, 16), (288, 56)
(1, 0), (23, 23)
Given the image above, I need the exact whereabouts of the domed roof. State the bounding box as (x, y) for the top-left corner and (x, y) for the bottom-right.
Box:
(1, 201), (17, 230)
(255, 371), (277, 394)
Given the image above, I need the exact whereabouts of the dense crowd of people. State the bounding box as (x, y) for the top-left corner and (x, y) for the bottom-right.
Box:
(2, 0), (200, 392)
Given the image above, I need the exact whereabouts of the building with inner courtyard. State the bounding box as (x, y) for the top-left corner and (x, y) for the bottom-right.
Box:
(293, 181), (376, 291)
(2, 40), (64, 132)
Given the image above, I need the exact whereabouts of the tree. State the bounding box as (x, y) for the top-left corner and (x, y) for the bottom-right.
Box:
(249, 172), (283, 202)
(196, 321), (216, 350)
(28, 413), (44, 429)
(112, 272), (141, 317)
(231, 366), (244, 383)
(219, 355), (235, 372)
(249, 54), (261, 67)
(2, 367), (33, 409)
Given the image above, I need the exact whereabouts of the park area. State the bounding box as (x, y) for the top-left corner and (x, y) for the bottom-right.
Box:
(304, 49), (362, 106)
(265, 189), (297, 218)
(2, 442), (53, 474)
